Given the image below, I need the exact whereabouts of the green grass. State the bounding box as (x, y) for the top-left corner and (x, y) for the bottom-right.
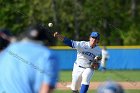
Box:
(59, 70), (140, 82)
(57, 70), (140, 93)
(54, 90), (140, 93)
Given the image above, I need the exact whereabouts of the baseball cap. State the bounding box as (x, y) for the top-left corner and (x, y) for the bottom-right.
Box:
(90, 32), (100, 40)
(27, 24), (50, 40)
(0, 28), (12, 50)
(24, 23), (55, 45)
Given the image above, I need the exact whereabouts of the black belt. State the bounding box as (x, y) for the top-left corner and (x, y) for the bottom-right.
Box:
(75, 62), (86, 69)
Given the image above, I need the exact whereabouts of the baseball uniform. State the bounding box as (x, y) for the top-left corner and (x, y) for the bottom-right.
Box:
(62, 32), (102, 93)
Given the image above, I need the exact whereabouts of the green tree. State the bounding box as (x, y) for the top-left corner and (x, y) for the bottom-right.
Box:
(0, 0), (140, 45)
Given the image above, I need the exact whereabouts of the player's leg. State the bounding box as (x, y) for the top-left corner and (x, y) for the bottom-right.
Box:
(71, 76), (82, 93)
(71, 63), (84, 93)
(80, 68), (94, 93)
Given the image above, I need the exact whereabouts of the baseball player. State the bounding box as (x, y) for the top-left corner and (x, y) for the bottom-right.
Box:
(54, 31), (102, 93)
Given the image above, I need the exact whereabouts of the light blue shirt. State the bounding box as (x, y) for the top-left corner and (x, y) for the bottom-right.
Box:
(0, 41), (59, 93)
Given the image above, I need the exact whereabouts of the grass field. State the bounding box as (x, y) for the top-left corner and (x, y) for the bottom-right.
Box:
(56, 70), (140, 93)
(54, 90), (140, 93)
(59, 70), (140, 82)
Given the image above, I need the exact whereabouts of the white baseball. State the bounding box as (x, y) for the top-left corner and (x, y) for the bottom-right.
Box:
(48, 23), (53, 27)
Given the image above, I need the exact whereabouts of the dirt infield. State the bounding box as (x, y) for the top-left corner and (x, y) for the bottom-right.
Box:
(57, 82), (140, 90)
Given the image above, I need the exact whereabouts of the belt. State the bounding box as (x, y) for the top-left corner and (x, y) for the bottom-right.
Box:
(75, 62), (86, 69)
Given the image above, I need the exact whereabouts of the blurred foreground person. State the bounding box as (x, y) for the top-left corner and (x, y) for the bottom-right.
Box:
(97, 81), (124, 93)
(0, 28), (16, 51)
(0, 24), (59, 93)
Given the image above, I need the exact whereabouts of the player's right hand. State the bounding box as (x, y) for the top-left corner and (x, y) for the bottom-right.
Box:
(54, 32), (58, 37)
(53, 32), (64, 41)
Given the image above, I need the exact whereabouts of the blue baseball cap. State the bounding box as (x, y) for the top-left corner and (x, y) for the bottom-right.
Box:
(90, 32), (100, 40)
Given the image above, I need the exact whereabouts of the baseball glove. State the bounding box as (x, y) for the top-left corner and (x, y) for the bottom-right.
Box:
(90, 61), (100, 70)
(90, 56), (101, 70)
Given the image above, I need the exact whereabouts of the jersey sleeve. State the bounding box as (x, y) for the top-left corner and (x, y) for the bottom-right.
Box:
(42, 51), (59, 88)
(63, 37), (73, 47)
(63, 37), (85, 49)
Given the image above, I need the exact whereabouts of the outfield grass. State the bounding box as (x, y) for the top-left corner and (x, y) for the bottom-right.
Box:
(54, 90), (140, 93)
(59, 70), (140, 82)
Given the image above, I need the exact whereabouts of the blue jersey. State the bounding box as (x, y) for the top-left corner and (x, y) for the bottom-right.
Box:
(0, 41), (59, 93)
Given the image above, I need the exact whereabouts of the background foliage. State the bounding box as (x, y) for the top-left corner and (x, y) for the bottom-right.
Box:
(0, 0), (140, 45)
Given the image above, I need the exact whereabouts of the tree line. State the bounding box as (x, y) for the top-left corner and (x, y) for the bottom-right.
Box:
(0, 0), (140, 45)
